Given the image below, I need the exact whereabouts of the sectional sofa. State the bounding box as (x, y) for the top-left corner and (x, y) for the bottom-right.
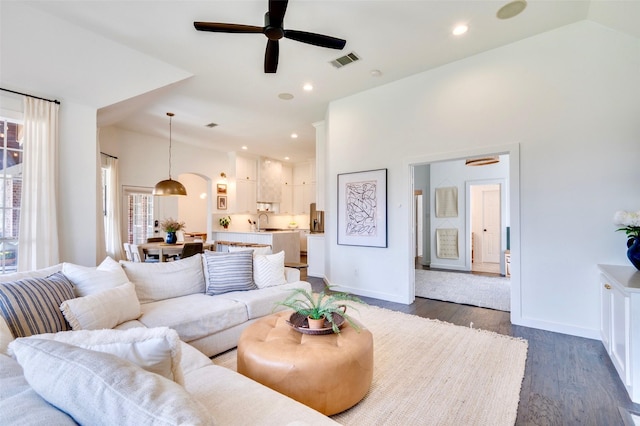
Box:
(0, 250), (340, 425)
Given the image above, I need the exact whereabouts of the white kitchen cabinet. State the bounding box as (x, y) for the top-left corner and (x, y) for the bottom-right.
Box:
(236, 156), (257, 181)
(598, 264), (640, 404)
(235, 156), (257, 213)
(292, 182), (316, 214)
(280, 165), (293, 214)
(307, 234), (325, 278)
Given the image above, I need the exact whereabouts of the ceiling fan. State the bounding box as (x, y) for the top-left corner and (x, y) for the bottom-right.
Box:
(194, 0), (346, 73)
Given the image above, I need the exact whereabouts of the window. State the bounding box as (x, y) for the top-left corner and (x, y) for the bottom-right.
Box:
(0, 118), (22, 273)
(124, 187), (155, 244)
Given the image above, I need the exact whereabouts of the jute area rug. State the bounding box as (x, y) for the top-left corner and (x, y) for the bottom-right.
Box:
(213, 304), (528, 425)
(415, 269), (511, 312)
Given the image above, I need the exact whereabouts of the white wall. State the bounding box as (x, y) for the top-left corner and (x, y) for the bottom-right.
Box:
(325, 21), (640, 338)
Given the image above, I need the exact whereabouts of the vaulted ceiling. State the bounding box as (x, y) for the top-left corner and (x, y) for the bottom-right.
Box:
(5, 1), (639, 162)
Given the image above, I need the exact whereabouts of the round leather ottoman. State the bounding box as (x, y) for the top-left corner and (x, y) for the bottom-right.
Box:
(237, 310), (373, 415)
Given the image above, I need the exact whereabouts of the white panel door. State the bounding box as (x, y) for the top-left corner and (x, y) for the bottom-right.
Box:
(481, 189), (501, 263)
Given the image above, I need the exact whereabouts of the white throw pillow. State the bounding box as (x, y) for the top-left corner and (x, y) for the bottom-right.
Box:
(62, 257), (129, 297)
(120, 255), (205, 303)
(253, 250), (287, 288)
(9, 338), (212, 426)
(60, 282), (141, 330)
(14, 327), (184, 384)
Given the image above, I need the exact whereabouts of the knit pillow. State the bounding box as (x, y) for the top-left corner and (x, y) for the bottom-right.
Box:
(203, 251), (256, 295)
(0, 272), (75, 338)
(253, 251), (287, 288)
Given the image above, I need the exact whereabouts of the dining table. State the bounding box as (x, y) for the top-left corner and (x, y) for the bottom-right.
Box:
(139, 241), (212, 262)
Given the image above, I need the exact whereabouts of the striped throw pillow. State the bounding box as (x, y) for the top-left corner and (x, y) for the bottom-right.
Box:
(0, 272), (76, 338)
(203, 251), (256, 295)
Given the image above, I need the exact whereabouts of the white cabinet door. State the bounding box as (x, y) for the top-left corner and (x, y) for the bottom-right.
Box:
(236, 156), (257, 181)
(611, 284), (630, 385)
(280, 165), (293, 214)
(600, 277), (612, 353)
(236, 179), (257, 213)
(307, 235), (325, 278)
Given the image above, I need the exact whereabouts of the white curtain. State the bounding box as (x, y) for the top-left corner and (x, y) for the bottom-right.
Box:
(101, 153), (124, 260)
(18, 97), (60, 270)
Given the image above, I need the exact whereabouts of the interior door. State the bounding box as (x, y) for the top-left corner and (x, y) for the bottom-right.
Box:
(481, 188), (501, 263)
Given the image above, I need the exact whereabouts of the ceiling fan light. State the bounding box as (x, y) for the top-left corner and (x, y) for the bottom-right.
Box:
(465, 156), (500, 166)
(153, 179), (188, 196)
(497, 0), (527, 20)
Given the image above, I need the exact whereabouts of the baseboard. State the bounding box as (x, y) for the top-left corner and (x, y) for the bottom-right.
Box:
(324, 278), (411, 304)
(512, 315), (600, 340)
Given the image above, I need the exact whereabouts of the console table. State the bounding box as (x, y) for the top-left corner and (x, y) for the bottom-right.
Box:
(598, 264), (640, 403)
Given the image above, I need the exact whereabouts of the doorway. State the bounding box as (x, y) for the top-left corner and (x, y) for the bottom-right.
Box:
(469, 183), (502, 275)
(410, 148), (518, 315)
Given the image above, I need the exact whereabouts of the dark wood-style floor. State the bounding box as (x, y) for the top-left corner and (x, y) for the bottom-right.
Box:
(307, 276), (640, 425)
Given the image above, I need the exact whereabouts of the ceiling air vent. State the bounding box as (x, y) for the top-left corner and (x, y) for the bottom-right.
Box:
(330, 52), (360, 69)
(205, 122), (218, 128)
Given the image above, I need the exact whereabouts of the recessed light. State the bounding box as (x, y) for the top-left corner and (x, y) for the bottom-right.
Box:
(241, 146), (248, 150)
(370, 69), (382, 77)
(303, 83), (313, 91)
(497, 0), (527, 19)
(453, 25), (468, 36)
(278, 93), (294, 100)
(284, 156), (290, 161)
(291, 133), (298, 139)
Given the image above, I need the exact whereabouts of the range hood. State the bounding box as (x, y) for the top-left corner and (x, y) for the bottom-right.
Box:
(257, 157), (282, 203)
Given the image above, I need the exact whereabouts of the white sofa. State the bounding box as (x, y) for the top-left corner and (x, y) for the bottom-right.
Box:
(0, 251), (340, 425)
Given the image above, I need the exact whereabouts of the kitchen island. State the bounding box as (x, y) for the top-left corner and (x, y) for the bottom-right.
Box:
(212, 230), (301, 263)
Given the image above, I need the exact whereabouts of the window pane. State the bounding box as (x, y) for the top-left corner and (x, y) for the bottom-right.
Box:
(0, 118), (23, 274)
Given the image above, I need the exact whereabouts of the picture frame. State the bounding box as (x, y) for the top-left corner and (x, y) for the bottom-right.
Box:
(217, 195), (227, 210)
(216, 183), (227, 194)
(337, 168), (387, 248)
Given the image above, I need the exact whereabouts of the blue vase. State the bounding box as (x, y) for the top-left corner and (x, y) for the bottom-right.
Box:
(627, 237), (640, 271)
(166, 231), (177, 244)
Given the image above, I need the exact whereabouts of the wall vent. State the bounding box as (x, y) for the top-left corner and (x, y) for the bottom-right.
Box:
(330, 52), (360, 69)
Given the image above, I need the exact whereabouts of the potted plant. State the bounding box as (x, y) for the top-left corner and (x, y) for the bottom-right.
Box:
(160, 218), (186, 244)
(275, 286), (365, 333)
(219, 216), (231, 229)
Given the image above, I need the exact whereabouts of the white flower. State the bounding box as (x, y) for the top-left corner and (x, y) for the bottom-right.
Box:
(614, 210), (640, 227)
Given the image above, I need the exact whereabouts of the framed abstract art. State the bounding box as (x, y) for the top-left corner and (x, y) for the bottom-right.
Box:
(337, 168), (387, 248)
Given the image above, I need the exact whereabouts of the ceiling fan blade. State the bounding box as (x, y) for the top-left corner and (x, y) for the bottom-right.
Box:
(264, 39), (279, 73)
(284, 30), (346, 50)
(268, 0), (288, 28)
(194, 22), (263, 33)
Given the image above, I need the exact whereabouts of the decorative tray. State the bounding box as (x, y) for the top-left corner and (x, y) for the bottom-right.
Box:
(286, 312), (345, 335)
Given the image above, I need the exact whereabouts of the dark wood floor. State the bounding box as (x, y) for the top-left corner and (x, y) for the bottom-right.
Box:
(308, 277), (640, 425)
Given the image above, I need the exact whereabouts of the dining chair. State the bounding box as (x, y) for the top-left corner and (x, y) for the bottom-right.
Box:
(130, 244), (159, 263)
(122, 243), (133, 261)
(177, 242), (203, 260)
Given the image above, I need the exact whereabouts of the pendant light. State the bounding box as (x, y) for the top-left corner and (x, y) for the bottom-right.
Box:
(153, 112), (187, 196)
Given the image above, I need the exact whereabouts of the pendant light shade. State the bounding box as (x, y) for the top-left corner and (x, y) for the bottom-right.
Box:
(153, 178), (187, 196)
(153, 112), (187, 196)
